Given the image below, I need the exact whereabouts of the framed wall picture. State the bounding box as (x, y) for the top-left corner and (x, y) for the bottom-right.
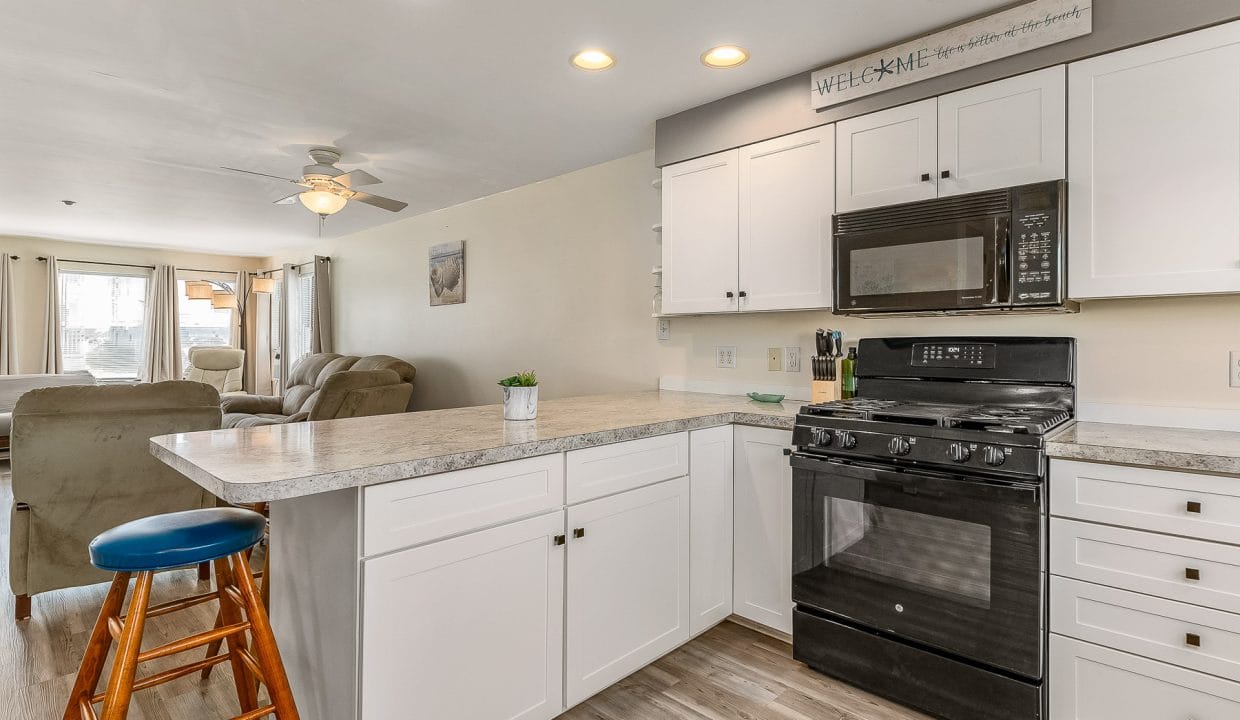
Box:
(429, 240), (465, 306)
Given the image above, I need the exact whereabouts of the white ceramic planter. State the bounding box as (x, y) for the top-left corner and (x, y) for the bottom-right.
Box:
(502, 385), (538, 420)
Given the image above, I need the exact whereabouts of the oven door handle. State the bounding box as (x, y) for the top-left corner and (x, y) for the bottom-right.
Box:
(792, 452), (1042, 502)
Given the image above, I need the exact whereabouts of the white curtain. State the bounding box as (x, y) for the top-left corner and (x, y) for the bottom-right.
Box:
(310, 255), (333, 353)
(40, 255), (62, 373)
(141, 264), (181, 382)
(0, 254), (16, 374)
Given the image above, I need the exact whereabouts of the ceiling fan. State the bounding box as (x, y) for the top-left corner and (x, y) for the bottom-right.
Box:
(222, 148), (409, 216)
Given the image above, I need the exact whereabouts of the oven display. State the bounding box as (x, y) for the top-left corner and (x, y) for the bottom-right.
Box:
(911, 343), (997, 368)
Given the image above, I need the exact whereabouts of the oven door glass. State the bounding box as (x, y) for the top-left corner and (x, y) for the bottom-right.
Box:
(834, 217), (1009, 313)
(791, 455), (1043, 679)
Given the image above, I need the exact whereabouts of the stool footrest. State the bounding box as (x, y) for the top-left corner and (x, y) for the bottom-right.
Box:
(77, 699), (99, 720)
(138, 621), (250, 664)
(232, 705), (277, 720)
(143, 586), (220, 619)
(91, 654), (232, 704)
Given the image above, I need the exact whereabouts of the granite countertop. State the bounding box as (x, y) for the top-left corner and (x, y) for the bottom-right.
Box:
(1047, 421), (1240, 475)
(150, 390), (799, 503)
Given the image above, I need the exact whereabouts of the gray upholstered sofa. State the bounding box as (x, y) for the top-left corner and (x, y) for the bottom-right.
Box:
(8, 381), (221, 620)
(0, 371), (96, 455)
(220, 353), (416, 428)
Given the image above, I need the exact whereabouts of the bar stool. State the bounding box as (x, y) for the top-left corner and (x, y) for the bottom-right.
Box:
(64, 508), (300, 720)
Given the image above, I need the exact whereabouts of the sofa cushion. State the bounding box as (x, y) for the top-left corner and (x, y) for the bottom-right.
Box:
(0, 371), (96, 415)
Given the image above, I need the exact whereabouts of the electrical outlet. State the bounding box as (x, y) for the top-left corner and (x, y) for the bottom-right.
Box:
(767, 348), (782, 372)
(784, 346), (802, 373)
(655, 318), (671, 341)
(716, 346), (737, 369)
(1230, 351), (1240, 388)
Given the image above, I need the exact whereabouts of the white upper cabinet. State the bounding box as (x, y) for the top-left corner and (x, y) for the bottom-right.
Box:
(938, 66), (1066, 196)
(1069, 21), (1240, 299)
(836, 98), (938, 212)
(738, 125), (835, 311)
(660, 149), (740, 314)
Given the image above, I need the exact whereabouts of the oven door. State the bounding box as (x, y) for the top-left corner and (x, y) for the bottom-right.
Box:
(834, 216), (1010, 313)
(791, 453), (1043, 679)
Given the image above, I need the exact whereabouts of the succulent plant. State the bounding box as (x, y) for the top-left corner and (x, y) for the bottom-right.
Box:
(498, 371), (538, 387)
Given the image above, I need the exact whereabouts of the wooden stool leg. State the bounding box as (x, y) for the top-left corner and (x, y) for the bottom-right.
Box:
(99, 571), (153, 720)
(214, 556), (259, 714)
(232, 551), (300, 719)
(63, 573), (130, 720)
(201, 544), (256, 680)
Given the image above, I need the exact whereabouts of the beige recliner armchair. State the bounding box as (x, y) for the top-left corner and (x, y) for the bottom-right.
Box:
(220, 353), (416, 429)
(185, 346), (245, 395)
(8, 381), (222, 620)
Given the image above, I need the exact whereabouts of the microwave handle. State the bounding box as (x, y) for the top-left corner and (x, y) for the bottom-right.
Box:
(991, 218), (1011, 305)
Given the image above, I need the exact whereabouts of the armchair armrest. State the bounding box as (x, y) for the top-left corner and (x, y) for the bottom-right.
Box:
(220, 393), (284, 415)
(309, 370), (407, 421)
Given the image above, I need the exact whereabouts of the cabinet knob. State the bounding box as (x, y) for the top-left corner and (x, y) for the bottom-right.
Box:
(1185, 567), (1200, 581)
(920, 173), (931, 182)
(738, 290), (747, 299)
(573, 527), (586, 539)
(941, 170), (951, 179)
(725, 291), (735, 299)
(1187, 500), (1202, 514)
(1186, 632), (1202, 648)
(553, 534), (566, 546)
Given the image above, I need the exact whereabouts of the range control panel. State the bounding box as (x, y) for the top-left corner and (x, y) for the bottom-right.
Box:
(910, 342), (997, 368)
(1011, 182), (1064, 305)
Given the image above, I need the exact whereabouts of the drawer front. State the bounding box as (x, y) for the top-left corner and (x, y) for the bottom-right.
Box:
(1051, 518), (1240, 614)
(364, 454), (564, 556)
(1050, 634), (1240, 719)
(566, 432), (689, 504)
(1050, 459), (1240, 544)
(1051, 576), (1240, 680)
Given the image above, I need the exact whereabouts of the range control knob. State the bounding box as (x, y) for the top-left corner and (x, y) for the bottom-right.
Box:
(811, 428), (832, 446)
(836, 430), (858, 449)
(981, 446), (1007, 467)
(947, 443), (971, 463)
(888, 437), (911, 456)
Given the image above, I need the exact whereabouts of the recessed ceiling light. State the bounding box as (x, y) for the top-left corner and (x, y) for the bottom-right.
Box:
(701, 45), (749, 69)
(571, 49), (615, 71)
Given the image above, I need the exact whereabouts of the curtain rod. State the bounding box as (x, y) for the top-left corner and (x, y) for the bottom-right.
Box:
(35, 257), (262, 275)
(254, 257), (328, 275)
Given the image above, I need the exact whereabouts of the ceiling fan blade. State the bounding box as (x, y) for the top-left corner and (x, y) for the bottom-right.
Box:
(351, 192), (408, 212)
(274, 192), (302, 205)
(221, 166), (304, 184)
(333, 169), (382, 188)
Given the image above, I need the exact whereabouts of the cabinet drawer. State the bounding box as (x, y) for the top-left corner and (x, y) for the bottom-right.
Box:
(1051, 518), (1240, 614)
(566, 432), (689, 504)
(1050, 634), (1240, 719)
(1050, 459), (1240, 544)
(364, 454), (564, 556)
(1051, 576), (1240, 681)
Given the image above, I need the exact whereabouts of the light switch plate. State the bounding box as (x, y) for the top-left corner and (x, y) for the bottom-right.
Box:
(1230, 351), (1240, 388)
(716, 346), (737, 369)
(784, 346), (802, 373)
(767, 348), (782, 372)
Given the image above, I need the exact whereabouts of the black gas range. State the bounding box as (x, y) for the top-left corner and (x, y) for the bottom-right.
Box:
(790, 336), (1074, 720)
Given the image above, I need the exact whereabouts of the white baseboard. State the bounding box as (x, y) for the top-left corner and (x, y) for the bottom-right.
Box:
(659, 376), (811, 402)
(1076, 402), (1240, 432)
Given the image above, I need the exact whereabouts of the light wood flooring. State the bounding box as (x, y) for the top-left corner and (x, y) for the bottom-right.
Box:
(1, 461), (926, 719)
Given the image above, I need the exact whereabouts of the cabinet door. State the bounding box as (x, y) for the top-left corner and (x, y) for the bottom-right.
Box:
(738, 125), (835, 311)
(733, 426), (794, 635)
(565, 477), (690, 706)
(938, 66), (1066, 196)
(1068, 21), (1240, 299)
(661, 149), (739, 314)
(836, 98), (938, 212)
(689, 426), (734, 636)
(361, 511), (565, 720)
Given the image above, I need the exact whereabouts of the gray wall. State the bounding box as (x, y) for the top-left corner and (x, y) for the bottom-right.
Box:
(655, 0), (1240, 167)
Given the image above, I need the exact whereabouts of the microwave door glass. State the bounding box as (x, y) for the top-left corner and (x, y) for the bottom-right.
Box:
(849, 236), (987, 298)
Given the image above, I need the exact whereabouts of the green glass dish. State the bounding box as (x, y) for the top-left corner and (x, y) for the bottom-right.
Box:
(746, 392), (786, 404)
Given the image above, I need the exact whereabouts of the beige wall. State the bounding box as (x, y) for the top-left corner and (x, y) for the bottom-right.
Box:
(285, 150), (662, 411)
(0, 235), (264, 374)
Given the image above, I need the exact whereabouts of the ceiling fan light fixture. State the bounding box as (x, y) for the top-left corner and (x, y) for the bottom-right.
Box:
(571, 49), (615, 71)
(185, 280), (214, 300)
(701, 45), (749, 69)
(299, 189), (348, 215)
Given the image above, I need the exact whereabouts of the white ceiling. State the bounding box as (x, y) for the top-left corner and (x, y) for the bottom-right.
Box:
(0, 0), (1009, 257)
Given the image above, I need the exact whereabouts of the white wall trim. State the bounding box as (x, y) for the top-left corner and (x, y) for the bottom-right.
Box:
(659, 375), (811, 402)
(1076, 402), (1240, 432)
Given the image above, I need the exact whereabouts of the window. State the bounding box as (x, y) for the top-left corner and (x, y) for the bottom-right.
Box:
(59, 267), (149, 380)
(294, 270), (314, 362)
(177, 276), (235, 372)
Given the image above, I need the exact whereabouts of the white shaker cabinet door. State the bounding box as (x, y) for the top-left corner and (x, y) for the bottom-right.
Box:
(836, 98), (938, 212)
(565, 477), (690, 707)
(732, 426), (794, 635)
(1068, 21), (1240, 299)
(660, 149), (740, 314)
(738, 124), (835, 311)
(688, 425), (734, 636)
(361, 511), (565, 720)
(937, 65), (1066, 197)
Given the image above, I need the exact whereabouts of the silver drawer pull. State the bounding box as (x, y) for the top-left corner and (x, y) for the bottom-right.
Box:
(1186, 632), (1202, 648)
(1186, 500), (1202, 514)
(1185, 567), (1201, 581)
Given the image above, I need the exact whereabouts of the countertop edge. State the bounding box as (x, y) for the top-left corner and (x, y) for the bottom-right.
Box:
(1046, 441), (1240, 476)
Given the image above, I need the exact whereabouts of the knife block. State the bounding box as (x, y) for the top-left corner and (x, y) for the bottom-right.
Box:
(811, 379), (841, 404)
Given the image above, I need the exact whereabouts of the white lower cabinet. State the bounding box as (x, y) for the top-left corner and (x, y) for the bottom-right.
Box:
(1050, 635), (1240, 719)
(361, 511), (566, 720)
(565, 476), (691, 706)
(732, 426), (794, 635)
(689, 426), (734, 636)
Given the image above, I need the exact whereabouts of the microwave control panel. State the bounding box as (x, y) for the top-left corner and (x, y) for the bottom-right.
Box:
(1011, 183), (1064, 305)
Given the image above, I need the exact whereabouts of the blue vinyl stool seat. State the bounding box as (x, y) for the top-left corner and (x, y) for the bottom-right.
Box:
(88, 507), (266, 573)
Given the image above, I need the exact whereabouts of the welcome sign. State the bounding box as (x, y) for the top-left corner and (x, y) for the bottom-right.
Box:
(811, 0), (1092, 110)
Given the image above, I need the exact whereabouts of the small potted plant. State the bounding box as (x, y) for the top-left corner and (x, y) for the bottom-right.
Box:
(498, 370), (539, 420)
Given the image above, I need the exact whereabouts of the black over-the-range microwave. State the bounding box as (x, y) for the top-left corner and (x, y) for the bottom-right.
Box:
(832, 180), (1076, 316)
